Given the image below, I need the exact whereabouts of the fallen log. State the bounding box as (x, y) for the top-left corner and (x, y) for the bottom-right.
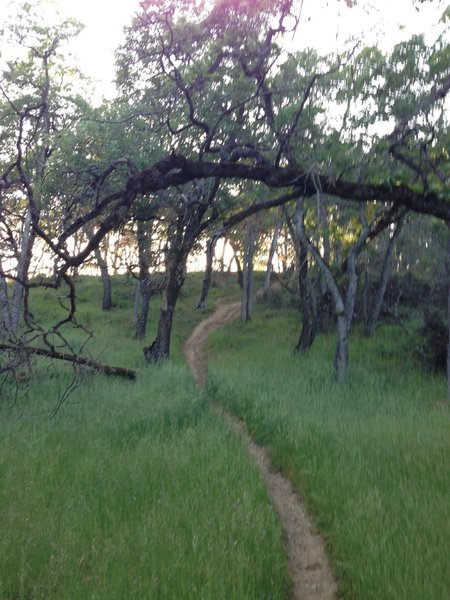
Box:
(0, 343), (136, 380)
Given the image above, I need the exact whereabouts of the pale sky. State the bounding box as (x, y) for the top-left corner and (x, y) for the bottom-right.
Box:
(0, 0), (447, 103)
(55, 0), (141, 98)
(297, 0), (446, 53)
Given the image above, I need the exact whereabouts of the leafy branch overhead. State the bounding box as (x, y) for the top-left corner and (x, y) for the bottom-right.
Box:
(0, 0), (449, 377)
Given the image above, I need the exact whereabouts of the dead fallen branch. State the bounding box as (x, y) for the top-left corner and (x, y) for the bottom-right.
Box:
(0, 343), (136, 380)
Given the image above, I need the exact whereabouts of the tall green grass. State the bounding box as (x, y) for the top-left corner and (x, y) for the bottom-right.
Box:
(27, 272), (243, 368)
(207, 303), (450, 600)
(0, 276), (288, 600)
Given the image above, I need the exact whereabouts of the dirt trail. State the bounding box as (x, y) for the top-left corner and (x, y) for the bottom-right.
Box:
(184, 301), (337, 600)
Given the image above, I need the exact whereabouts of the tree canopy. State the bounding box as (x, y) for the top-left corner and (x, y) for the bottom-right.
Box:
(1, 0), (449, 380)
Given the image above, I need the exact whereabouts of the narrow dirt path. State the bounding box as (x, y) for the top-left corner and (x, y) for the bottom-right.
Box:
(184, 301), (337, 600)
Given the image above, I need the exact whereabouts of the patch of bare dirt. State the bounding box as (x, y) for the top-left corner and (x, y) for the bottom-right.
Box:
(184, 300), (337, 600)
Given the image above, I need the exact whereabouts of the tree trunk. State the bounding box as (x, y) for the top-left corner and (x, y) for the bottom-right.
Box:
(197, 236), (217, 309)
(284, 202), (317, 352)
(94, 246), (113, 311)
(8, 56), (49, 335)
(292, 202), (317, 351)
(317, 193), (331, 296)
(281, 224), (289, 272)
(365, 218), (404, 337)
(315, 267), (348, 381)
(219, 236), (227, 272)
(134, 278), (151, 339)
(229, 241), (244, 289)
(143, 192), (211, 363)
(332, 208), (374, 375)
(334, 313), (349, 381)
(0, 275), (12, 339)
(344, 246), (359, 337)
(263, 221), (281, 300)
(84, 224), (113, 311)
(241, 223), (257, 322)
(71, 230), (82, 277)
(296, 240), (317, 351)
(143, 248), (186, 363)
(296, 198), (348, 380)
(134, 220), (153, 339)
(315, 197), (334, 333)
(10, 207), (36, 334)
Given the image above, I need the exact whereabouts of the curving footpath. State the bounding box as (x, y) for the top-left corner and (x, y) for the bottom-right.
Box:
(184, 300), (337, 600)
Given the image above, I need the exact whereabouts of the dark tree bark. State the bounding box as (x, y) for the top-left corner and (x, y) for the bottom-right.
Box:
(85, 224), (113, 311)
(134, 219), (153, 339)
(0, 276), (12, 339)
(10, 208), (36, 333)
(317, 193), (331, 296)
(134, 278), (151, 339)
(263, 220), (281, 299)
(241, 222), (257, 322)
(296, 239), (317, 351)
(315, 193), (335, 331)
(197, 236), (217, 309)
(121, 154), (450, 221)
(0, 343), (136, 379)
(229, 241), (244, 289)
(284, 202), (317, 352)
(94, 246), (113, 311)
(143, 183), (214, 363)
(294, 202), (317, 351)
(364, 217), (405, 336)
(71, 230), (83, 278)
(143, 244), (186, 363)
(334, 312), (350, 381)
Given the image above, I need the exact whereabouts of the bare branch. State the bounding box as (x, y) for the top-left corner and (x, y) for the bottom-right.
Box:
(0, 343), (136, 379)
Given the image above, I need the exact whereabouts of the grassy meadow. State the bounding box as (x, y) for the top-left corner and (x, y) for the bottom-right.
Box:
(1, 273), (449, 599)
(0, 274), (288, 599)
(207, 299), (450, 600)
